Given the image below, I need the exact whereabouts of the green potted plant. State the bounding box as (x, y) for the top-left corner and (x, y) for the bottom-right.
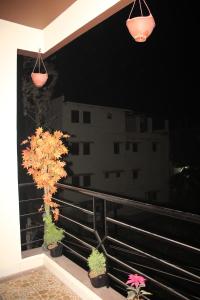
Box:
(87, 248), (108, 288)
(43, 214), (65, 257)
(21, 127), (69, 254)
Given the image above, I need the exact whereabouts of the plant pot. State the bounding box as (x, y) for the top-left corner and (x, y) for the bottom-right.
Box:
(88, 273), (109, 288)
(31, 72), (48, 87)
(49, 243), (63, 257)
(126, 14), (155, 42)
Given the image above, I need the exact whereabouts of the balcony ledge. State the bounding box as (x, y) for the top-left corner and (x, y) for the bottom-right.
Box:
(15, 247), (124, 300)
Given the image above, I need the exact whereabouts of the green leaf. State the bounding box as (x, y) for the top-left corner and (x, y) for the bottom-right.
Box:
(127, 290), (136, 299)
(141, 290), (152, 295)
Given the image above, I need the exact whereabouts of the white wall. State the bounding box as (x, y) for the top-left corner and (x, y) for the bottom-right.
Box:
(0, 20), (43, 274)
(0, 0), (129, 277)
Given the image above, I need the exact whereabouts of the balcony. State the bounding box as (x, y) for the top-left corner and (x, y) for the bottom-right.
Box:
(15, 182), (200, 300)
(0, 2), (199, 300)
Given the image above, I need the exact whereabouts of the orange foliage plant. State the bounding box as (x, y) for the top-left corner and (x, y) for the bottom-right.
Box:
(21, 127), (69, 221)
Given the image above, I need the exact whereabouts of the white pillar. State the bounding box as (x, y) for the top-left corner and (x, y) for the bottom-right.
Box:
(0, 20), (43, 276)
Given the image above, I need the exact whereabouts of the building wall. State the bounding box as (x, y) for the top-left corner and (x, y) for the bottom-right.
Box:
(58, 99), (170, 204)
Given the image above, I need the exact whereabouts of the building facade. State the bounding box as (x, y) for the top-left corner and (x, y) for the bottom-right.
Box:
(52, 97), (170, 204)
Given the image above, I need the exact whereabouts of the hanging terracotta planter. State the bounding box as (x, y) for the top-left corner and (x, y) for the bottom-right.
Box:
(31, 72), (48, 88)
(126, 0), (155, 42)
(31, 49), (48, 88)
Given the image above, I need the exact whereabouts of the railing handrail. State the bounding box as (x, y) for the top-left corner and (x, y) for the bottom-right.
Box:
(19, 181), (200, 224)
(57, 183), (200, 224)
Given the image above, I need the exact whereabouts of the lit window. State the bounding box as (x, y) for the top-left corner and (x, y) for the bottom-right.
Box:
(83, 111), (91, 123)
(71, 110), (79, 123)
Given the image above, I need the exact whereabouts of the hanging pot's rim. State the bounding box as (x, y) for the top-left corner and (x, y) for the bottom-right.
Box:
(31, 72), (48, 77)
(126, 14), (155, 22)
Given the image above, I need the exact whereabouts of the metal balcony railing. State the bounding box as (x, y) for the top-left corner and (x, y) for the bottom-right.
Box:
(19, 182), (200, 300)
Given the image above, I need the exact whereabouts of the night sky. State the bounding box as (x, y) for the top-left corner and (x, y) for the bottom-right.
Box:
(53, 0), (194, 125)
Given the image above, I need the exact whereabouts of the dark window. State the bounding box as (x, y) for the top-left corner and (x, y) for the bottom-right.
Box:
(145, 191), (158, 202)
(107, 112), (112, 119)
(83, 175), (91, 187)
(132, 143), (138, 152)
(125, 141), (130, 150)
(140, 117), (148, 132)
(116, 172), (120, 178)
(72, 175), (80, 187)
(132, 170), (139, 179)
(83, 142), (90, 155)
(71, 142), (79, 155)
(71, 110), (79, 123)
(83, 111), (91, 123)
(105, 172), (109, 179)
(152, 142), (157, 152)
(114, 142), (120, 154)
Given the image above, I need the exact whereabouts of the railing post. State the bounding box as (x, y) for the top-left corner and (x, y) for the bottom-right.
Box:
(92, 196), (96, 231)
(104, 199), (107, 238)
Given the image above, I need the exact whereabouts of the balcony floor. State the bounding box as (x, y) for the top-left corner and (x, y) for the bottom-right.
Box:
(0, 266), (80, 300)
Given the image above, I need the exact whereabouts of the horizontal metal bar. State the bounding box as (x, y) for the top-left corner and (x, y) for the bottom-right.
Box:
(112, 265), (200, 286)
(107, 253), (190, 300)
(20, 211), (42, 218)
(19, 197), (42, 203)
(107, 272), (127, 288)
(107, 217), (200, 253)
(59, 214), (94, 233)
(57, 183), (200, 224)
(53, 197), (93, 215)
(19, 182), (35, 188)
(64, 239), (92, 251)
(110, 243), (146, 258)
(60, 242), (87, 261)
(21, 238), (43, 246)
(20, 224), (44, 232)
(64, 230), (93, 249)
(107, 236), (200, 281)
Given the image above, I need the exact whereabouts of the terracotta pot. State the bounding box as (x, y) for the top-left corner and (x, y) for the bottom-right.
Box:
(31, 72), (48, 88)
(126, 14), (155, 42)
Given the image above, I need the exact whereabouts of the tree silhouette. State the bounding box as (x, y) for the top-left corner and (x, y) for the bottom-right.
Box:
(21, 55), (58, 130)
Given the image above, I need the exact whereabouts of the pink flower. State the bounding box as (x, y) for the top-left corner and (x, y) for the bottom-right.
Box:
(126, 274), (146, 288)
